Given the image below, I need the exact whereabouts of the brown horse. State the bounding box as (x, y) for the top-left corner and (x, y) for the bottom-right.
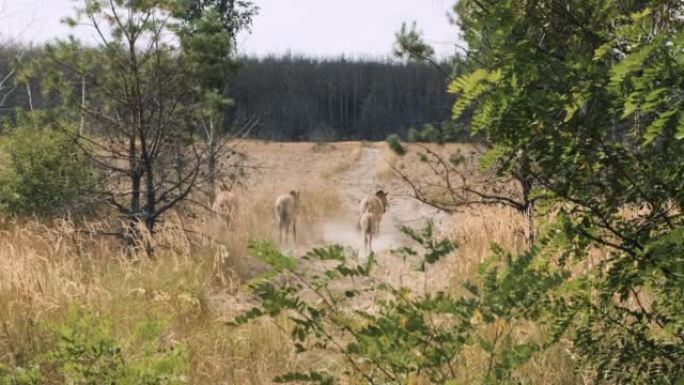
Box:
(359, 190), (389, 236)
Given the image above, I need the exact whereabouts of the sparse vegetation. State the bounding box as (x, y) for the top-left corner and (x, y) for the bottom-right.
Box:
(320, 142), (364, 179)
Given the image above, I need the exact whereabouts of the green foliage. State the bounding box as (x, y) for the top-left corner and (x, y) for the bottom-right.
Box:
(398, 221), (456, 271)
(0, 365), (41, 385)
(0, 121), (95, 216)
(0, 309), (189, 385)
(386, 133), (406, 156)
(448, 0), (684, 382)
(387, 121), (471, 160)
(448, 68), (500, 124)
(393, 22), (436, 61)
(246, 240), (297, 284)
(234, 226), (567, 384)
(407, 123), (442, 143)
(176, 0), (258, 39)
(274, 371), (335, 385)
(49, 311), (188, 385)
(178, 6), (238, 121)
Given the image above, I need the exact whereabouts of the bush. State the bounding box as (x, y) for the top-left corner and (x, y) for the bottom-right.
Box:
(406, 122), (471, 144)
(0, 310), (189, 385)
(386, 134), (406, 156)
(0, 125), (95, 216)
(0, 365), (41, 385)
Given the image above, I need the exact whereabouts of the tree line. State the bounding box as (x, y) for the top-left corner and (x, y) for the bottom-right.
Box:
(0, 48), (454, 141)
(228, 55), (454, 141)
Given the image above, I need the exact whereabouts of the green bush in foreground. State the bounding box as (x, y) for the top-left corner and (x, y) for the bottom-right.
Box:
(0, 309), (189, 385)
(237, 219), (683, 384)
(0, 124), (95, 217)
(236, 225), (563, 384)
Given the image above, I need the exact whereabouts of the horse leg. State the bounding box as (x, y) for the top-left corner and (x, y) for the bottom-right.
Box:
(369, 231), (373, 254)
(366, 231), (373, 256)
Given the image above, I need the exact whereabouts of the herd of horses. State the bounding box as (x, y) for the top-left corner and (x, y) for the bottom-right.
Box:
(211, 185), (390, 254)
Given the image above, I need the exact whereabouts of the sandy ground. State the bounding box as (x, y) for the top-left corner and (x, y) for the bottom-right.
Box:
(211, 141), (454, 318)
(323, 145), (449, 254)
(334, 145), (453, 296)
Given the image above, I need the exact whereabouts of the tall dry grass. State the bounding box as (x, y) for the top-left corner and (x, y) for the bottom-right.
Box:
(379, 141), (585, 384)
(0, 215), (307, 383)
(0, 192), (342, 383)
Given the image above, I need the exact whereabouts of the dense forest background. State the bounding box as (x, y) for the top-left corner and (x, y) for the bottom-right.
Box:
(229, 56), (453, 140)
(0, 46), (453, 141)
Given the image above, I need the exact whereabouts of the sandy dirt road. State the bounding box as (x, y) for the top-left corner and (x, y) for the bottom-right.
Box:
(322, 145), (448, 255)
(308, 144), (451, 297)
(212, 143), (452, 318)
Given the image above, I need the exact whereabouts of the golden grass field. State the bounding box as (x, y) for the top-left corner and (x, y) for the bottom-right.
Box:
(0, 141), (584, 384)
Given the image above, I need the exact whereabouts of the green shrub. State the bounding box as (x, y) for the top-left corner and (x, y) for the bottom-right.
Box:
(386, 134), (406, 156)
(235, 226), (584, 385)
(0, 125), (95, 216)
(0, 364), (41, 385)
(404, 122), (470, 144)
(0, 310), (189, 385)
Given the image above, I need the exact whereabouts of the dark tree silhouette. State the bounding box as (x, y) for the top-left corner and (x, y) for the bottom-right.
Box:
(228, 55), (454, 141)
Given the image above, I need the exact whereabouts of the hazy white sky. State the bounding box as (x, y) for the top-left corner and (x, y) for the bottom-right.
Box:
(0, 0), (460, 58)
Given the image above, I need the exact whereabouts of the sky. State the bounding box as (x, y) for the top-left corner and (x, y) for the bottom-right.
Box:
(0, 0), (461, 59)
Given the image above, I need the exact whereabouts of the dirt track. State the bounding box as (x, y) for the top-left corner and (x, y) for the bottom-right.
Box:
(309, 144), (451, 298)
(323, 145), (448, 255)
(212, 143), (452, 318)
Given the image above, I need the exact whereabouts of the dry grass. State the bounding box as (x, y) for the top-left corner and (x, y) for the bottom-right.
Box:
(0, 141), (584, 384)
(443, 205), (529, 285)
(0, 216), (307, 383)
(319, 142), (364, 179)
(0, 142), (356, 383)
(374, 142), (398, 182)
(0, 221), (326, 384)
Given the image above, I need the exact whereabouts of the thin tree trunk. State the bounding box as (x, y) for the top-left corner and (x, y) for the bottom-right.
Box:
(208, 119), (217, 196)
(144, 158), (156, 258)
(174, 140), (184, 185)
(526, 201), (535, 246)
(25, 83), (33, 112)
(129, 131), (142, 249)
(517, 153), (535, 246)
(140, 125), (157, 257)
(144, 161), (155, 234)
(80, 76), (86, 135)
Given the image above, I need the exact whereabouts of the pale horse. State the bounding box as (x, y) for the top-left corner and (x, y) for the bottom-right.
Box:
(358, 190), (389, 254)
(275, 190), (301, 245)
